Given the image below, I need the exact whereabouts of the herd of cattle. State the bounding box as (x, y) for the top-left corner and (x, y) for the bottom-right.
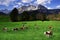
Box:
(2, 24), (53, 38)
(3, 24), (28, 32)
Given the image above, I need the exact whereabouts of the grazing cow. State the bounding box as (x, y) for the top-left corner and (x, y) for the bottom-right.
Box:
(20, 25), (28, 30)
(44, 30), (53, 37)
(48, 25), (53, 30)
(13, 28), (18, 31)
(20, 24), (24, 30)
(3, 27), (8, 32)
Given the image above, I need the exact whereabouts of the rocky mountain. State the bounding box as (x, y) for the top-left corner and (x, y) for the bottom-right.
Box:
(38, 4), (47, 10)
(18, 5), (38, 13)
(18, 4), (50, 14)
(0, 4), (60, 15)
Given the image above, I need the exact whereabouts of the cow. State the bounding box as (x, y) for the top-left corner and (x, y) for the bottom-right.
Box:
(48, 25), (52, 30)
(3, 27), (8, 32)
(44, 30), (53, 37)
(12, 28), (19, 31)
(20, 27), (25, 30)
(20, 24), (28, 30)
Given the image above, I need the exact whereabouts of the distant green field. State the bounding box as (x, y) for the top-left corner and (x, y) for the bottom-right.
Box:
(0, 15), (10, 22)
(0, 21), (60, 40)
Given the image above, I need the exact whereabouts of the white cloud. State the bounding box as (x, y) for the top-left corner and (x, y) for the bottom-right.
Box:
(22, 0), (33, 3)
(45, 6), (52, 9)
(0, 0), (52, 10)
(35, 0), (52, 5)
(13, 2), (24, 8)
(56, 5), (60, 8)
(17, 3), (22, 5)
(0, 0), (15, 6)
(13, 5), (18, 8)
(21, 0), (52, 5)
(0, 0), (52, 6)
(47, 7), (52, 9)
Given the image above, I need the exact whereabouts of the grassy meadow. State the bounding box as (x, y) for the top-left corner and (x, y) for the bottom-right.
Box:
(0, 21), (60, 40)
(0, 15), (10, 22)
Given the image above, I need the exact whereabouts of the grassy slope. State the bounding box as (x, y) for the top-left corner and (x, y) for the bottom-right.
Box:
(0, 21), (60, 40)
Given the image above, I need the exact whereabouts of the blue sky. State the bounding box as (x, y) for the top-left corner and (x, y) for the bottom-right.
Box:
(0, 0), (60, 10)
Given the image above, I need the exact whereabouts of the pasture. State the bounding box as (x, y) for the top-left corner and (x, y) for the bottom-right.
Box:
(0, 21), (60, 40)
(0, 15), (10, 22)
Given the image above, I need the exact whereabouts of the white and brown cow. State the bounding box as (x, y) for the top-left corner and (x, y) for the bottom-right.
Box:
(12, 28), (19, 31)
(44, 30), (53, 37)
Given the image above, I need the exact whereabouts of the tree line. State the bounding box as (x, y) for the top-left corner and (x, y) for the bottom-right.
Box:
(9, 8), (48, 22)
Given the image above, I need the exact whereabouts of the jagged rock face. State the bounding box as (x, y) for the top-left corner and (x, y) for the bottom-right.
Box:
(27, 5), (38, 11)
(18, 6), (28, 13)
(38, 5), (48, 13)
(18, 5), (38, 13)
(18, 4), (47, 13)
(38, 5), (47, 10)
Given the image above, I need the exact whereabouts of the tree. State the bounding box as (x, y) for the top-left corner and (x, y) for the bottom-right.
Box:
(29, 13), (35, 21)
(28, 10), (37, 21)
(10, 8), (18, 22)
(41, 13), (47, 21)
(21, 11), (29, 21)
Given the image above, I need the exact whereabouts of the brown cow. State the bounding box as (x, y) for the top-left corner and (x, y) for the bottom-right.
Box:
(3, 27), (8, 32)
(48, 25), (52, 30)
(20, 24), (28, 30)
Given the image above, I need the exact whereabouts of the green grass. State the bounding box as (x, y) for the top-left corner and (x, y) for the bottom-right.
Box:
(0, 21), (60, 40)
(0, 15), (10, 22)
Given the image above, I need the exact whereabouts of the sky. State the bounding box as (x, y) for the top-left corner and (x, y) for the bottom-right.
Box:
(0, 0), (60, 10)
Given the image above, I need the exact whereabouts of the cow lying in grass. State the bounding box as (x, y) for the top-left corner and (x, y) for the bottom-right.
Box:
(20, 25), (28, 30)
(44, 30), (53, 37)
(3, 27), (8, 32)
(12, 28), (19, 31)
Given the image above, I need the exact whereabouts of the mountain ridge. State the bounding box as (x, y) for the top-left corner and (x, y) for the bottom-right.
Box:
(0, 4), (60, 15)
